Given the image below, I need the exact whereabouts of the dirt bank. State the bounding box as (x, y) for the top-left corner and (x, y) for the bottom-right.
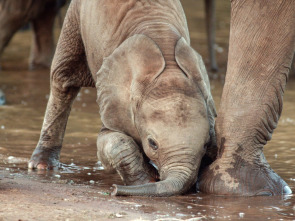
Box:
(1, 169), (197, 221)
(1, 169), (208, 221)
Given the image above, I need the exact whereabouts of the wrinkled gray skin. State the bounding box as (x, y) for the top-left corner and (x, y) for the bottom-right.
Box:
(28, 0), (217, 197)
(0, 0), (66, 70)
(198, 0), (294, 196)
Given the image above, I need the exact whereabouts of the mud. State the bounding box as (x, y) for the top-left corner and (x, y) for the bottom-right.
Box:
(1, 0), (295, 220)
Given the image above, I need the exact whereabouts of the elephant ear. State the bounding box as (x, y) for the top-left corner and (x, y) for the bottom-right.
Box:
(96, 34), (165, 138)
(175, 37), (217, 159)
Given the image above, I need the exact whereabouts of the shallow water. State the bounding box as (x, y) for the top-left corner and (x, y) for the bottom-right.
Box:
(1, 0), (295, 220)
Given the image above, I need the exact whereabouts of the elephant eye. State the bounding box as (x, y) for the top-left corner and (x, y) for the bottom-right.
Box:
(148, 138), (158, 150)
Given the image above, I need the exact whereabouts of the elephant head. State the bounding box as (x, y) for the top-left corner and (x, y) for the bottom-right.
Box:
(96, 34), (216, 196)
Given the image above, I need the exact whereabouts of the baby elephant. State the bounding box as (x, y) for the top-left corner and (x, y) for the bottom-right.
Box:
(29, 0), (216, 197)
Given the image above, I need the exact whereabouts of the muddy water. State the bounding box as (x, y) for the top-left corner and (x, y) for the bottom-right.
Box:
(0, 0), (295, 220)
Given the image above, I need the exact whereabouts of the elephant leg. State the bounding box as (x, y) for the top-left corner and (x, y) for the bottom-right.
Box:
(97, 128), (159, 185)
(29, 2), (94, 170)
(0, 1), (28, 58)
(204, 0), (218, 72)
(29, 1), (58, 70)
(0, 20), (22, 58)
(199, 0), (295, 196)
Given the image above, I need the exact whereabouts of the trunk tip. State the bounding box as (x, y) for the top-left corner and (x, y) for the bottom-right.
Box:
(111, 184), (118, 196)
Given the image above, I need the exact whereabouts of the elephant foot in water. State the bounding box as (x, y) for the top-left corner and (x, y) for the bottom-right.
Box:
(198, 152), (292, 196)
(28, 146), (61, 170)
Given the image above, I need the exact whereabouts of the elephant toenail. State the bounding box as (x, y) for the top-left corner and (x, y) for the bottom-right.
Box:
(256, 191), (273, 196)
(37, 163), (48, 170)
(28, 161), (34, 169)
(283, 186), (292, 195)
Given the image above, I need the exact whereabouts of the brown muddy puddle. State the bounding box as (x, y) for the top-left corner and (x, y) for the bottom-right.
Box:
(1, 0), (295, 220)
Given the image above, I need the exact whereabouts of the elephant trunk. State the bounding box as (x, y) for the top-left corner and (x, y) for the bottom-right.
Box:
(112, 169), (198, 197)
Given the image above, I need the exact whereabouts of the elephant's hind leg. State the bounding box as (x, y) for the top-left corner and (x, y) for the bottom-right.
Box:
(97, 129), (159, 185)
(29, 1), (94, 170)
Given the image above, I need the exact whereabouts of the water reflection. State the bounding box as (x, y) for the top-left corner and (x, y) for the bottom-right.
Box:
(1, 0), (295, 220)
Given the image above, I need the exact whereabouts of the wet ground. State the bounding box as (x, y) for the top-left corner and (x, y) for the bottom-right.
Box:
(1, 0), (295, 220)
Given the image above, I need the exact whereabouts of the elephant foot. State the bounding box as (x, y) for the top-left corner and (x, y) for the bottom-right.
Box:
(28, 146), (61, 170)
(197, 155), (292, 196)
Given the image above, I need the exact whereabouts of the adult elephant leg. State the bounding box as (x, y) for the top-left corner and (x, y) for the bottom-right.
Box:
(29, 1), (93, 170)
(204, 0), (218, 72)
(97, 128), (158, 185)
(0, 1), (28, 58)
(29, 1), (58, 70)
(199, 0), (295, 196)
(0, 19), (22, 58)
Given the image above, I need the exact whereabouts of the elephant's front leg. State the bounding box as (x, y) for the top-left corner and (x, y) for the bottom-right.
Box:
(29, 1), (93, 170)
(97, 129), (159, 185)
(29, 85), (79, 169)
(199, 0), (295, 196)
